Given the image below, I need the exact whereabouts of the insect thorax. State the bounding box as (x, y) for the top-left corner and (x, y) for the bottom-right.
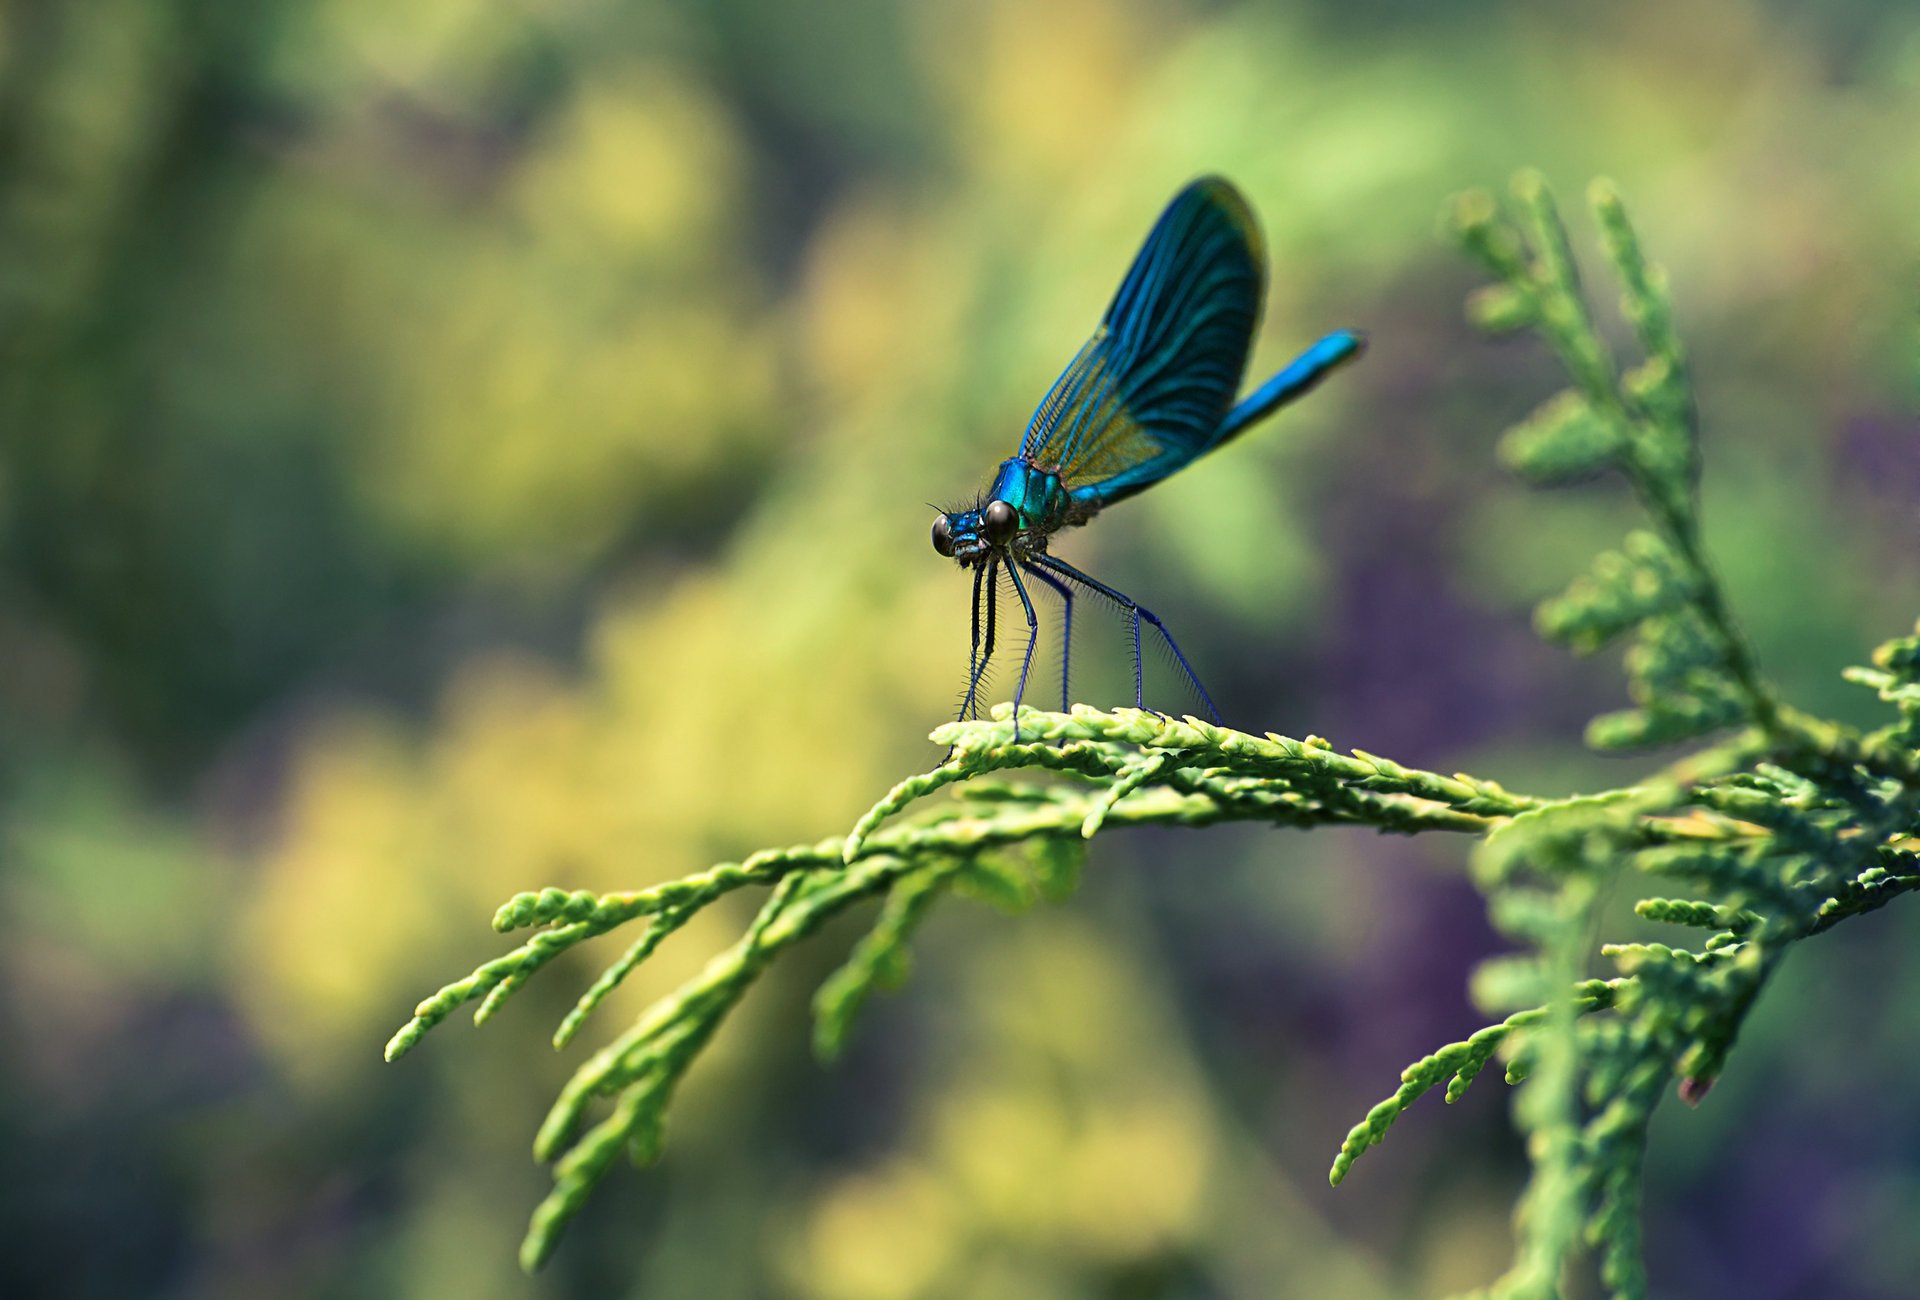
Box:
(986, 458), (1071, 533)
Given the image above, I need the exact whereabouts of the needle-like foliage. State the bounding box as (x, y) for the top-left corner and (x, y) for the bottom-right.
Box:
(386, 171), (1920, 1293)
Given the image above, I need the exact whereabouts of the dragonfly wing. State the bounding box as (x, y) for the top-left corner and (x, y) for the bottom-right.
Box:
(1019, 177), (1264, 508)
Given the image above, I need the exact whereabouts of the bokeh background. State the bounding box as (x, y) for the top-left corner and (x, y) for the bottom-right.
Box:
(4, 0), (1920, 1296)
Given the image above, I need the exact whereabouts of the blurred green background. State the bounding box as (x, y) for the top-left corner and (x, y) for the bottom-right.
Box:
(5, 1), (1920, 1295)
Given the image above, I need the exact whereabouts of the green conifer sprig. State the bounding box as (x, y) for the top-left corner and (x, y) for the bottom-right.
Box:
(1355, 173), (1920, 1299)
(388, 703), (1561, 1269)
(387, 172), (1920, 1292)
(1456, 171), (1779, 756)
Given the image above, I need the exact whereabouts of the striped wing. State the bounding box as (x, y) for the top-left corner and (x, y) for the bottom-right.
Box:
(1020, 177), (1265, 506)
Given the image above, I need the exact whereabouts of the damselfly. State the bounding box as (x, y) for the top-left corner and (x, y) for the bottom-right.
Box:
(933, 177), (1363, 734)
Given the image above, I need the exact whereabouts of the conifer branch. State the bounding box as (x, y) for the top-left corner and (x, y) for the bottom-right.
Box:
(385, 172), (1920, 1294)
(1411, 172), (1920, 1298)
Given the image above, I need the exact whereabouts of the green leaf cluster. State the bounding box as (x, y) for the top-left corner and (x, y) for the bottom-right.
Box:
(1327, 173), (1920, 1299)
(387, 709), (1538, 1270)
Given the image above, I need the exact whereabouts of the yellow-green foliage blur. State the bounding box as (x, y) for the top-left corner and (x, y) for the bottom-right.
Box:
(6, 1), (1920, 1296)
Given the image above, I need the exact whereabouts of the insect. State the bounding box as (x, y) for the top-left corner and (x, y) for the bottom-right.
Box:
(932, 177), (1364, 734)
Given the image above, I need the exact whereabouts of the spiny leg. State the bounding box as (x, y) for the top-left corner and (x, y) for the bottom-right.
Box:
(1004, 561), (1041, 743)
(956, 559), (999, 725)
(1129, 596), (1144, 709)
(1021, 561), (1075, 712)
(1032, 554), (1222, 724)
(1031, 554), (1142, 709)
(965, 561), (984, 719)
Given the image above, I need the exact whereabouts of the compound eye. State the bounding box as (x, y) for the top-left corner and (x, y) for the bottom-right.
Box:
(931, 515), (955, 557)
(983, 500), (1017, 545)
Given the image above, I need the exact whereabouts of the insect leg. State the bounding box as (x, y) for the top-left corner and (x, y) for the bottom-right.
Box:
(964, 561), (984, 720)
(1004, 561), (1041, 743)
(1031, 554), (1223, 724)
(957, 560), (999, 725)
(1035, 555), (1142, 708)
(1021, 561), (1075, 712)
